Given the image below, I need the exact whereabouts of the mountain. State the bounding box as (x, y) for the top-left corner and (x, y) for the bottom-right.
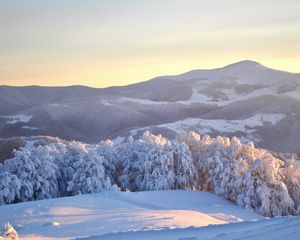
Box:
(1, 60), (300, 154)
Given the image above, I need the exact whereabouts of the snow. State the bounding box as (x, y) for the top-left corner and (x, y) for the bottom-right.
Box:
(284, 88), (300, 100)
(112, 82), (299, 107)
(0, 190), (263, 240)
(0, 130), (299, 239)
(49, 104), (70, 108)
(1, 190), (298, 240)
(2, 114), (32, 124)
(134, 113), (285, 141)
(113, 62), (300, 106)
(112, 136), (125, 145)
(185, 88), (214, 104)
(96, 100), (114, 106)
(182, 86), (276, 106)
(21, 126), (38, 130)
(118, 97), (168, 105)
(81, 216), (300, 240)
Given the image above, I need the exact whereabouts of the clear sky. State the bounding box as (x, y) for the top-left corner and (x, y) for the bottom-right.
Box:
(1, 0), (300, 87)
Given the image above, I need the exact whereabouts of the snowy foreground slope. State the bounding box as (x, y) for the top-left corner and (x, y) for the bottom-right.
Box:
(84, 215), (300, 240)
(0, 190), (265, 240)
(1, 190), (299, 240)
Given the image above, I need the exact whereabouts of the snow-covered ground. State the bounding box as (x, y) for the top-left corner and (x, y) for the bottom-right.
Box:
(171, 60), (300, 104)
(1, 190), (299, 240)
(49, 104), (70, 108)
(0, 190), (264, 240)
(156, 113), (285, 134)
(132, 113), (285, 142)
(118, 97), (169, 105)
(83, 216), (300, 240)
(113, 61), (300, 107)
(2, 114), (32, 124)
(21, 126), (38, 130)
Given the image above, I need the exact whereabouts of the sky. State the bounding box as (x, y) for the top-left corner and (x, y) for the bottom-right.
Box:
(0, 0), (300, 87)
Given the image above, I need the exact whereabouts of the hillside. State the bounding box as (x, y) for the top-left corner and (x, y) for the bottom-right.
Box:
(1, 60), (300, 154)
(0, 190), (264, 240)
(1, 190), (299, 240)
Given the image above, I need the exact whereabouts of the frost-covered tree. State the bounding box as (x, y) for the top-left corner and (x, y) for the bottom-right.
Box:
(118, 133), (197, 191)
(67, 150), (112, 195)
(0, 171), (20, 205)
(1, 132), (300, 218)
(117, 138), (153, 191)
(235, 156), (295, 216)
(166, 142), (198, 189)
(283, 158), (300, 213)
(141, 131), (167, 146)
(179, 132), (300, 217)
(96, 140), (118, 185)
(117, 132), (172, 191)
(140, 144), (175, 190)
(3, 145), (61, 202)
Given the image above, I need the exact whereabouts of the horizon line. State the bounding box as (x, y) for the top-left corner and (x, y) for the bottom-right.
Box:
(1, 59), (299, 89)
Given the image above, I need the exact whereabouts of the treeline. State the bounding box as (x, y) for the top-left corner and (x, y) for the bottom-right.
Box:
(0, 132), (299, 217)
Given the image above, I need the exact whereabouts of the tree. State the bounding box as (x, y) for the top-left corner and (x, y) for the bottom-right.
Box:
(67, 150), (112, 195)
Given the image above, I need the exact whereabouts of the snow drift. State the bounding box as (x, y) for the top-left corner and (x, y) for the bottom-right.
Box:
(0, 132), (299, 217)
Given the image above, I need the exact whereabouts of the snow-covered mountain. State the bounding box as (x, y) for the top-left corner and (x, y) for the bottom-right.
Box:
(1, 60), (300, 154)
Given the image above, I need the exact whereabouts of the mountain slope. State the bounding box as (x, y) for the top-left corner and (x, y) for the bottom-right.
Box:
(1, 60), (299, 154)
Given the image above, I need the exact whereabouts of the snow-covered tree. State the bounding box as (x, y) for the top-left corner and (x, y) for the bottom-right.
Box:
(140, 144), (175, 190)
(166, 142), (198, 190)
(118, 133), (197, 191)
(1, 132), (300, 217)
(2, 145), (61, 202)
(0, 171), (20, 205)
(96, 140), (118, 185)
(67, 150), (112, 195)
(117, 138), (153, 191)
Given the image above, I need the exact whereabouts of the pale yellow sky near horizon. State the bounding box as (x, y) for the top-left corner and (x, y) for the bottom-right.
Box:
(0, 0), (300, 87)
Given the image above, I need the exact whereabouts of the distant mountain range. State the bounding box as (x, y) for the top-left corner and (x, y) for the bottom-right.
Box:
(1, 60), (300, 154)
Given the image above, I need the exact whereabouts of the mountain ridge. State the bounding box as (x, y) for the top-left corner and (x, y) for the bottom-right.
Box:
(0, 60), (300, 154)
(1, 60), (299, 89)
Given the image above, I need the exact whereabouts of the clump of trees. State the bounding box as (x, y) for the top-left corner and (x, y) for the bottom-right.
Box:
(178, 132), (300, 217)
(0, 132), (299, 217)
